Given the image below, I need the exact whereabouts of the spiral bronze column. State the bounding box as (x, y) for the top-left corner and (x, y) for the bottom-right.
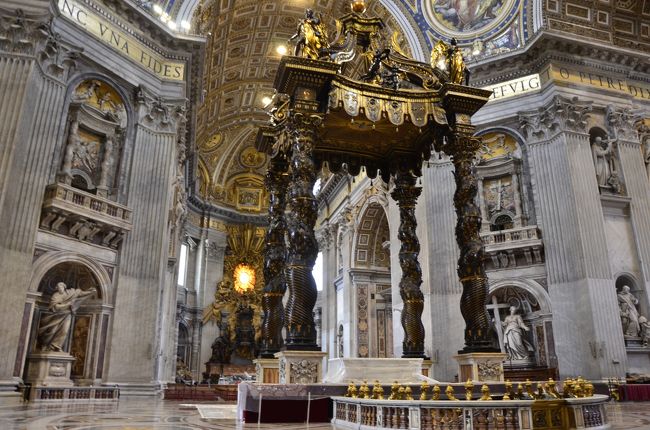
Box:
(448, 130), (496, 352)
(391, 171), (425, 358)
(259, 152), (289, 358)
(283, 113), (322, 350)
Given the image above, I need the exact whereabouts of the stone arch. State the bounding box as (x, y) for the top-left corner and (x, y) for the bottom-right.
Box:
(488, 278), (557, 373)
(24, 253), (115, 383)
(352, 201), (390, 269)
(64, 72), (132, 125)
(488, 278), (551, 315)
(30, 251), (113, 304)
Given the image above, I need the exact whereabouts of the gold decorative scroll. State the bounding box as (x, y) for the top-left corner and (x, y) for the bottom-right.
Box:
(58, 0), (185, 81)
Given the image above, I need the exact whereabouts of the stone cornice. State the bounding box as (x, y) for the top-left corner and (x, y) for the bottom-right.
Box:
(469, 31), (650, 89)
(187, 195), (266, 226)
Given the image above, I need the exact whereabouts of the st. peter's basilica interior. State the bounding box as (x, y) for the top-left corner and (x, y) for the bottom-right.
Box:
(1, 0), (650, 428)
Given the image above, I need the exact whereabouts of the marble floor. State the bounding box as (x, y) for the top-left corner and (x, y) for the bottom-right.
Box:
(0, 398), (648, 429)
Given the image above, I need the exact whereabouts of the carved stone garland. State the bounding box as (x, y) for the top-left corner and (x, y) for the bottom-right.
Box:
(448, 130), (495, 352)
(283, 113), (322, 350)
(391, 171), (425, 357)
(260, 151), (289, 357)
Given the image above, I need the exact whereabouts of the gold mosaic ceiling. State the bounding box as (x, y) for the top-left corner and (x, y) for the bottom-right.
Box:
(192, 0), (418, 214)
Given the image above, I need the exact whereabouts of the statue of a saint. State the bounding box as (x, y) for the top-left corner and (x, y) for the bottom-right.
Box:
(639, 316), (650, 347)
(289, 9), (329, 60)
(501, 306), (534, 361)
(618, 285), (640, 337)
(591, 135), (618, 191)
(37, 282), (95, 352)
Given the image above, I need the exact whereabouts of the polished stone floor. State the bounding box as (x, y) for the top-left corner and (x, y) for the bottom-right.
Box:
(0, 398), (648, 429)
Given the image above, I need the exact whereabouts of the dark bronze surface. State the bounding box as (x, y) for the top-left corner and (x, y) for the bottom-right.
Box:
(259, 153), (289, 358)
(391, 172), (425, 358)
(283, 113), (322, 350)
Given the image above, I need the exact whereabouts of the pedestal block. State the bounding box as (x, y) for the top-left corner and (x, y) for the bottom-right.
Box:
(254, 358), (280, 383)
(454, 352), (506, 382)
(26, 352), (76, 387)
(274, 351), (327, 384)
(323, 358), (433, 384)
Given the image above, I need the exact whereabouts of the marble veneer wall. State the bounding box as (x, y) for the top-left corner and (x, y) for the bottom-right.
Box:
(0, 0), (203, 398)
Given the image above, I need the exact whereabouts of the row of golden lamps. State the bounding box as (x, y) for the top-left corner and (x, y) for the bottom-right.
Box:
(345, 378), (597, 401)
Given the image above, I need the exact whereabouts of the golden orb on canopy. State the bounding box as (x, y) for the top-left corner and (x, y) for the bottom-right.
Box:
(351, 0), (366, 14)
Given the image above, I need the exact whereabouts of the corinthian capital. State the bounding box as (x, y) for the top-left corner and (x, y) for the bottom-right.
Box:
(519, 95), (591, 142)
(135, 85), (188, 133)
(0, 9), (80, 81)
(606, 105), (643, 141)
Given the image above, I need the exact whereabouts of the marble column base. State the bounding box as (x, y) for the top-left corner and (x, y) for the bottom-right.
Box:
(26, 352), (75, 387)
(253, 358), (279, 384)
(0, 379), (22, 405)
(323, 358), (429, 384)
(274, 351), (327, 384)
(453, 352), (506, 383)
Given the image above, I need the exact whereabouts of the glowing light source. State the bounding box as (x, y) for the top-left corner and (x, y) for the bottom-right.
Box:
(261, 96), (272, 106)
(152, 4), (163, 14)
(181, 20), (191, 30)
(160, 12), (169, 23)
(234, 264), (256, 294)
(276, 45), (288, 55)
(167, 21), (177, 30)
(436, 59), (447, 70)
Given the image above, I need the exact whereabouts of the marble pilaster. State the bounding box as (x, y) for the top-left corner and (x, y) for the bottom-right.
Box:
(0, 7), (76, 393)
(105, 90), (186, 390)
(519, 95), (626, 378)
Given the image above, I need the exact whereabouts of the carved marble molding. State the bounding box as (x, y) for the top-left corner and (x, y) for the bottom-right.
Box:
(135, 85), (188, 133)
(606, 105), (644, 142)
(315, 222), (335, 251)
(519, 95), (592, 143)
(0, 8), (80, 81)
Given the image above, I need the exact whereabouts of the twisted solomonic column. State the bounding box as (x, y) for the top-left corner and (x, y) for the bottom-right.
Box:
(391, 171), (425, 358)
(448, 131), (496, 352)
(283, 113), (322, 350)
(260, 152), (289, 357)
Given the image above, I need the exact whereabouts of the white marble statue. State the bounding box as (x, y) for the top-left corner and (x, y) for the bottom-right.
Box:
(501, 306), (534, 361)
(591, 135), (618, 190)
(639, 316), (650, 347)
(37, 282), (95, 352)
(618, 285), (641, 337)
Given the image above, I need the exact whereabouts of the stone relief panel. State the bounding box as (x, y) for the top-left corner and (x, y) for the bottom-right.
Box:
(357, 284), (369, 358)
(60, 80), (126, 199)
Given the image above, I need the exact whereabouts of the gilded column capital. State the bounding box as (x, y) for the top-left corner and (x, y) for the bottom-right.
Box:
(519, 95), (592, 143)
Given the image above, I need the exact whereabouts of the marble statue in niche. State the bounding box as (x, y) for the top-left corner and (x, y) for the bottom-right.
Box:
(61, 120), (98, 182)
(37, 282), (95, 352)
(484, 177), (515, 218)
(501, 306), (534, 361)
(639, 317), (650, 347)
(618, 285), (641, 337)
(591, 134), (620, 194)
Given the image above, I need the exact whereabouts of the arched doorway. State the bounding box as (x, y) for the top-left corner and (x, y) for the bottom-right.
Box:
(24, 260), (111, 385)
